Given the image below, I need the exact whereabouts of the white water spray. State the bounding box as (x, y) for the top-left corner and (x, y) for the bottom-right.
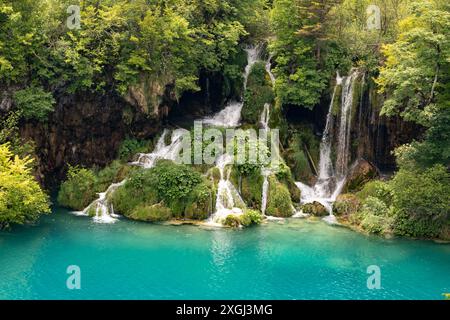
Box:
(295, 70), (359, 224)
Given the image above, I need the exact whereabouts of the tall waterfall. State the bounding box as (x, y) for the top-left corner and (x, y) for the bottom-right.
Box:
(206, 45), (263, 224)
(296, 69), (359, 222)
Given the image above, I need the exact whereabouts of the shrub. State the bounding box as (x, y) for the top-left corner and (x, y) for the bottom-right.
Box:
(111, 161), (212, 220)
(240, 210), (263, 227)
(14, 87), (55, 122)
(0, 143), (50, 228)
(58, 166), (98, 211)
(357, 180), (392, 205)
(390, 165), (450, 238)
(333, 194), (361, 216)
(224, 214), (241, 228)
(119, 138), (150, 161)
(357, 197), (393, 235)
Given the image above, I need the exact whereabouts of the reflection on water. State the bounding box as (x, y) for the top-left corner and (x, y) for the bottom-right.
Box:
(0, 207), (449, 300)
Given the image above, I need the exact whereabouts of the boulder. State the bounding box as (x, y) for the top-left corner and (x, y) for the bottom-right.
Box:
(302, 202), (328, 217)
(343, 159), (379, 193)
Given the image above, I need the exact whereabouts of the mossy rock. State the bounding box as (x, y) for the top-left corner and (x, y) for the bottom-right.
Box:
(224, 214), (241, 228)
(333, 194), (361, 217)
(241, 62), (275, 124)
(206, 167), (221, 186)
(275, 164), (301, 203)
(184, 181), (214, 220)
(266, 175), (294, 217)
(242, 174), (264, 208)
(302, 202), (328, 217)
(129, 203), (172, 222)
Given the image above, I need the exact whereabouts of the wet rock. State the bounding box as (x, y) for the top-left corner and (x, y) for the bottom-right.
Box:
(343, 159), (379, 193)
(302, 202), (328, 217)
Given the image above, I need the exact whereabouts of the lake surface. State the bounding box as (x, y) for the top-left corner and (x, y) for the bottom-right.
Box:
(0, 207), (449, 300)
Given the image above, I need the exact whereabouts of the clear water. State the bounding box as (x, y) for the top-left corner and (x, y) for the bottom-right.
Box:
(0, 207), (449, 300)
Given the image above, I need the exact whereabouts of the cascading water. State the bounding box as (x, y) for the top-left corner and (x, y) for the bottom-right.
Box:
(295, 70), (359, 224)
(132, 128), (188, 169)
(260, 103), (270, 131)
(202, 46), (262, 128)
(78, 128), (188, 223)
(208, 154), (246, 225)
(75, 45), (260, 226)
(265, 55), (276, 87)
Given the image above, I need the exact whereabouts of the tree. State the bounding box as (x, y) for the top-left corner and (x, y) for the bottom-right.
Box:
(377, 0), (450, 126)
(0, 143), (50, 228)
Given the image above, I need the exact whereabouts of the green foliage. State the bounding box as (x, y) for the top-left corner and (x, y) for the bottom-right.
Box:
(390, 165), (450, 238)
(357, 180), (392, 205)
(13, 87), (55, 122)
(57, 165), (97, 211)
(284, 127), (320, 182)
(128, 203), (172, 223)
(118, 138), (150, 162)
(302, 202), (329, 217)
(0, 111), (35, 157)
(223, 214), (241, 228)
(266, 175), (294, 217)
(112, 160), (212, 220)
(240, 209), (263, 227)
(357, 197), (393, 235)
(333, 194), (361, 217)
(231, 167), (264, 209)
(270, 0), (329, 109)
(377, 0), (450, 126)
(0, 143), (50, 228)
(242, 62), (274, 124)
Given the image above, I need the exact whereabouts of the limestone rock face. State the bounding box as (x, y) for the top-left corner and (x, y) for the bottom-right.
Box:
(20, 90), (164, 185)
(302, 202), (328, 217)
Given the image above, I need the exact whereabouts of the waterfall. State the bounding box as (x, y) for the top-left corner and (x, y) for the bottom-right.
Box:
(75, 45), (259, 226)
(202, 46), (262, 128)
(208, 154), (246, 225)
(265, 55), (276, 87)
(206, 46), (263, 225)
(295, 70), (359, 223)
(131, 128), (188, 169)
(335, 71), (359, 177)
(260, 103), (270, 130)
(79, 129), (188, 223)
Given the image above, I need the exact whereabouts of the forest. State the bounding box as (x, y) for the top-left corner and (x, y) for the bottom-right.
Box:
(0, 0), (449, 240)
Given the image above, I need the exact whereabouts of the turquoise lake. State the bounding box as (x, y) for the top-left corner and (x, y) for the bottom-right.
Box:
(0, 207), (449, 300)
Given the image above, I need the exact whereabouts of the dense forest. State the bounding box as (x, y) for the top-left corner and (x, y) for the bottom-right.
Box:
(0, 0), (449, 240)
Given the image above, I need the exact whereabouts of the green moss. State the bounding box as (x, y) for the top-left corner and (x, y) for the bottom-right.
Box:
(275, 162), (301, 203)
(242, 62), (275, 124)
(302, 202), (328, 217)
(266, 175), (294, 217)
(129, 203), (172, 222)
(223, 214), (241, 228)
(111, 161), (214, 221)
(185, 182), (214, 220)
